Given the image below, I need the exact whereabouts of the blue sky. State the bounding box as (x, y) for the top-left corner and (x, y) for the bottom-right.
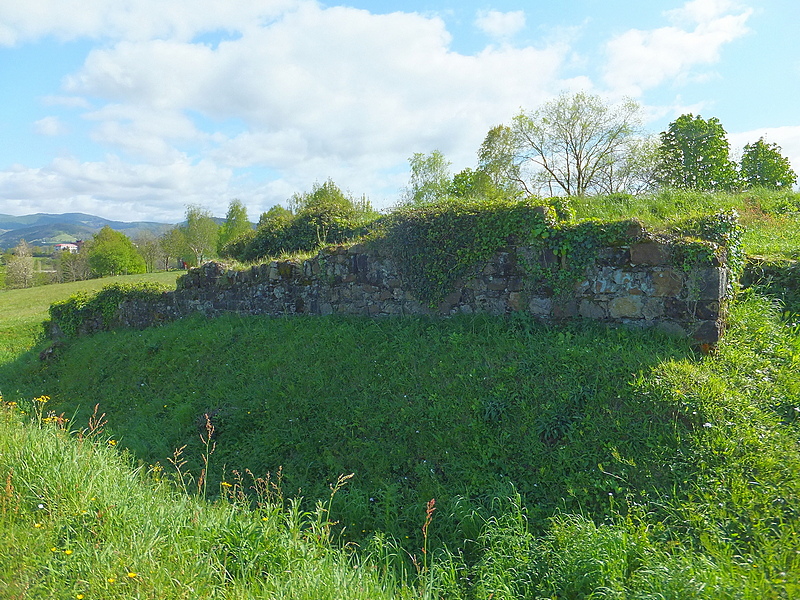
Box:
(0, 0), (798, 223)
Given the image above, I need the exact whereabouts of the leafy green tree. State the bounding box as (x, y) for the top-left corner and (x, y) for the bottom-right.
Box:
(217, 199), (252, 254)
(6, 239), (35, 288)
(134, 231), (165, 273)
(402, 150), (452, 204)
(87, 226), (146, 277)
(509, 92), (644, 196)
(182, 205), (219, 266)
(229, 180), (378, 262)
(739, 137), (797, 190)
(258, 205), (293, 229)
(657, 114), (738, 191)
(159, 227), (188, 269)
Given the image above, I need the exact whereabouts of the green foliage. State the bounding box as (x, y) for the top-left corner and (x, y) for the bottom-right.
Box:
(230, 180), (379, 262)
(402, 150), (452, 205)
(671, 209), (745, 280)
(87, 226), (146, 277)
(182, 204), (219, 266)
(216, 199), (252, 255)
(47, 281), (170, 337)
(740, 137), (798, 190)
(371, 196), (554, 305)
(657, 114), (739, 191)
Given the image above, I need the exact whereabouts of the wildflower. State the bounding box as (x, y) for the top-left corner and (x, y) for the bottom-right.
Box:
(220, 481), (233, 488)
(64, 549), (73, 555)
(107, 577), (116, 583)
(76, 594), (84, 599)
(127, 572), (138, 578)
(34, 395), (50, 404)
(34, 523), (43, 528)
(50, 547), (58, 552)
(108, 439), (117, 446)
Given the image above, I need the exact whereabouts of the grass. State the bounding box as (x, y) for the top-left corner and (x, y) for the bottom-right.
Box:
(0, 192), (799, 598)
(0, 401), (421, 599)
(0, 271), (181, 363)
(571, 188), (800, 260)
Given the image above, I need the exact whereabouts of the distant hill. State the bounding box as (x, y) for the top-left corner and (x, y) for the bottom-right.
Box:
(0, 213), (175, 250)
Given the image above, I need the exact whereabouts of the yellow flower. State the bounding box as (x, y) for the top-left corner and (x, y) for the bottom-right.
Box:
(107, 577), (116, 583)
(64, 549), (73, 555)
(34, 523), (43, 528)
(34, 395), (50, 403)
(107, 439), (117, 446)
(50, 547), (58, 552)
(220, 481), (233, 488)
(127, 572), (138, 578)
(76, 595), (85, 599)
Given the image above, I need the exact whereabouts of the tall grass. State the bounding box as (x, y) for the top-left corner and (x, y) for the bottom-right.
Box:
(0, 400), (420, 599)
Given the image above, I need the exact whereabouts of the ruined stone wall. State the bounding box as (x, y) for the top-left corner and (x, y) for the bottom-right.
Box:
(117, 240), (730, 344)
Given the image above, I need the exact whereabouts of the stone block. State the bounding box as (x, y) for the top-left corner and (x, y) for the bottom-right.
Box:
(630, 242), (670, 265)
(529, 297), (552, 316)
(651, 268), (683, 296)
(579, 299), (607, 319)
(609, 295), (644, 319)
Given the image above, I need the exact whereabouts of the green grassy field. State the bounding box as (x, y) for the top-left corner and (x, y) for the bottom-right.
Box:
(0, 271), (181, 364)
(1, 194), (799, 598)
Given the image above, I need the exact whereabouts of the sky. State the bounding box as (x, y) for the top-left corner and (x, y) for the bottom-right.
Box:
(0, 0), (798, 223)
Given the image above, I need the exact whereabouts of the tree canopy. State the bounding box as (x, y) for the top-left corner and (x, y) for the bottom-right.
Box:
(217, 199), (252, 254)
(739, 137), (797, 190)
(403, 150), (452, 205)
(87, 226), (146, 277)
(507, 92), (646, 196)
(182, 205), (219, 266)
(657, 114), (738, 191)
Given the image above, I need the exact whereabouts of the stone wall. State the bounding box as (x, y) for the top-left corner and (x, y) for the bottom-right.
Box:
(116, 240), (730, 344)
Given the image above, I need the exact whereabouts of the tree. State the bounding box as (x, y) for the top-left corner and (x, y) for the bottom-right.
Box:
(739, 137), (797, 190)
(657, 114), (738, 191)
(508, 92), (644, 196)
(217, 199), (252, 254)
(258, 205), (293, 229)
(159, 227), (188, 270)
(182, 205), (219, 266)
(57, 247), (92, 282)
(87, 226), (146, 277)
(135, 231), (165, 273)
(402, 150), (452, 204)
(6, 239), (35, 288)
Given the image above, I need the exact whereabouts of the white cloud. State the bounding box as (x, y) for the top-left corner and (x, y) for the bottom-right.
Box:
(0, 0), (299, 45)
(49, 3), (572, 213)
(602, 0), (752, 96)
(475, 10), (526, 40)
(0, 156), (234, 222)
(33, 116), (69, 136)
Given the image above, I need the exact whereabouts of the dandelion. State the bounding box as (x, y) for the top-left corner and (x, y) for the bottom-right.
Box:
(64, 549), (73, 555)
(127, 572), (138, 578)
(34, 523), (43, 528)
(107, 577), (116, 583)
(76, 595), (85, 599)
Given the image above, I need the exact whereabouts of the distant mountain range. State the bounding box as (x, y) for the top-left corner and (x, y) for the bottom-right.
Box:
(0, 213), (175, 250)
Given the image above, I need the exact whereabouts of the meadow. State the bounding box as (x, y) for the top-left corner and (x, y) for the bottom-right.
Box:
(0, 190), (799, 598)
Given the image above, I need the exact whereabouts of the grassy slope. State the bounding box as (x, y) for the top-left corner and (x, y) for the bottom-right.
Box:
(1, 193), (799, 598)
(0, 271), (181, 363)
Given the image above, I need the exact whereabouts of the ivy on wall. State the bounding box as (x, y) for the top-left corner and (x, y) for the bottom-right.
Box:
(47, 282), (170, 337)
